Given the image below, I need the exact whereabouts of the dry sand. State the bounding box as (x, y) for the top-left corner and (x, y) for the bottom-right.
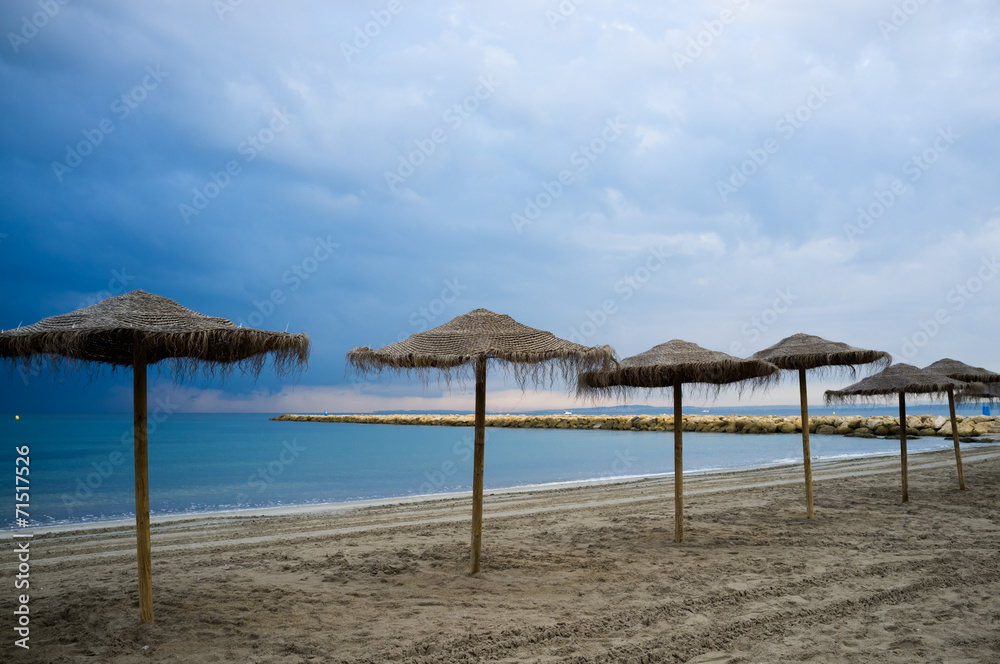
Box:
(3, 445), (1000, 663)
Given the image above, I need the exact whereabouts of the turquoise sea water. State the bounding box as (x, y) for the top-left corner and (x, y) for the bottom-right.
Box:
(0, 412), (976, 530)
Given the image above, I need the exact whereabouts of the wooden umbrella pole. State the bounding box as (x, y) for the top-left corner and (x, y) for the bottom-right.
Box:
(947, 388), (966, 490)
(132, 344), (153, 624)
(899, 392), (908, 503)
(673, 382), (684, 543)
(469, 356), (487, 575)
(798, 368), (814, 519)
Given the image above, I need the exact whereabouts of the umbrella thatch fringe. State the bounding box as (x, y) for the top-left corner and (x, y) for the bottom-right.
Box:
(762, 352), (891, 382)
(575, 376), (775, 405)
(5, 342), (308, 383)
(961, 382), (1000, 404)
(824, 363), (981, 405)
(5, 341), (308, 383)
(348, 346), (615, 390)
(761, 349), (891, 373)
(0, 291), (310, 382)
(576, 340), (780, 403)
(576, 361), (779, 402)
(346, 308), (616, 390)
(579, 358), (781, 388)
(823, 387), (983, 405)
(923, 358), (1000, 384)
(749, 333), (891, 378)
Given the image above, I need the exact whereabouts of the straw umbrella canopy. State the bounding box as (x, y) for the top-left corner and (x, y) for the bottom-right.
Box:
(825, 364), (976, 503)
(578, 340), (780, 543)
(923, 358), (1000, 384)
(959, 382), (1000, 422)
(0, 290), (310, 623)
(960, 381), (1000, 404)
(749, 334), (890, 518)
(346, 308), (614, 575)
(922, 358), (1000, 490)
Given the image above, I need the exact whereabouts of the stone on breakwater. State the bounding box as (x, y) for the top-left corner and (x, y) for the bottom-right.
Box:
(268, 412), (996, 438)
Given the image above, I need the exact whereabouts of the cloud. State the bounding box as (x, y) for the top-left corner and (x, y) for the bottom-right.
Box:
(1, 0), (998, 413)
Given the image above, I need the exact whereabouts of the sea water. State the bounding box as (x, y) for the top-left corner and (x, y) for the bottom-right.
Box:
(0, 412), (972, 529)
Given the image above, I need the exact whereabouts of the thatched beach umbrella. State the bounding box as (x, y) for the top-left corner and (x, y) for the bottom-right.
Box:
(923, 358), (1000, 490)
(825, 364), (975, 503)
(346, 308), (614, 575)
(0, 290), (310, 623)
(750, 334), (890, 518)
(960, 381), (1000, 405)
(578, 340), (779, 543)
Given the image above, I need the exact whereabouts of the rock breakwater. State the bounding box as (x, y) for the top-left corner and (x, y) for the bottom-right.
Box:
(271, 413), (999, 438)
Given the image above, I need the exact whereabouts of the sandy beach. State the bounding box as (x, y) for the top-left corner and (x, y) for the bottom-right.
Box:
(4, 444), (1000, 663)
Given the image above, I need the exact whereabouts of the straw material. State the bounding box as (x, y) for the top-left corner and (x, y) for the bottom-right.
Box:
(958, 381), (1000, 403)
(923, 358), (1000, 384)
(825, 363), (975, 404)
(0, 290), (310, 379)
(579, 339), (779, 395)
(750, 333), (890, 376)
(347, 308), (615, 385)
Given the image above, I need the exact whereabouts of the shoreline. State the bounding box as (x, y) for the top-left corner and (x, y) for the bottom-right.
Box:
(7, 441), (998, 538)
(273, 411), (1000, 438)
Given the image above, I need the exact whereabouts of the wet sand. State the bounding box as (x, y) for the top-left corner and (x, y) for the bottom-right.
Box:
(3, 445), (999, 663)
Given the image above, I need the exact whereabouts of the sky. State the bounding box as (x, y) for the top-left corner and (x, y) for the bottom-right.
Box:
(1, 0), (998, 414)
